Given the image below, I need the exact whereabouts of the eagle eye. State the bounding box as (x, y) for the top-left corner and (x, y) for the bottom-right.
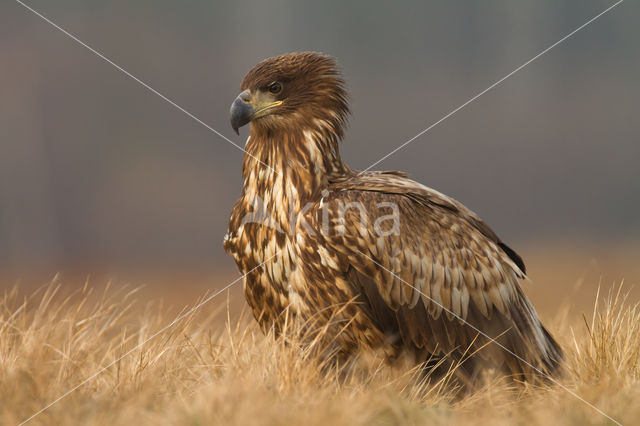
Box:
(268, 82), (282, 94)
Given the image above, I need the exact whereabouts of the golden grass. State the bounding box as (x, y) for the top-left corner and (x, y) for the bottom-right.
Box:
(0, 279), (638, 426)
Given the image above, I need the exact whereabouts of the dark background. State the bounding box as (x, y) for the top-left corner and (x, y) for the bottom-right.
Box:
(1, 1), (638, 289)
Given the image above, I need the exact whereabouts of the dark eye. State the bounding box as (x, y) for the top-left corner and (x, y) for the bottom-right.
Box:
(268, 82), (282, 94)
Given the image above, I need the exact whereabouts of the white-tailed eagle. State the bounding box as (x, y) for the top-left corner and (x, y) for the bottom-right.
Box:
(224, 52), (562, 383)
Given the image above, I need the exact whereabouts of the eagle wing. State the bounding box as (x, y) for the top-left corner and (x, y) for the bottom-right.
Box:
(311, 171), (562, 376)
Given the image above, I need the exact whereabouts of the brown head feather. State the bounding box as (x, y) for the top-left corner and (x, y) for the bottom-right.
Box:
(240, 52), (349, 139)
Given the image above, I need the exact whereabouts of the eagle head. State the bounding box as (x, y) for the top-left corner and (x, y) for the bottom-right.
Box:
(230, 52), (349, 138)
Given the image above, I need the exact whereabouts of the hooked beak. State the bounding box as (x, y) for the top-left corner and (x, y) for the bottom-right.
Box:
(229, 90), (283, 135)
(230, 90), (254, 135)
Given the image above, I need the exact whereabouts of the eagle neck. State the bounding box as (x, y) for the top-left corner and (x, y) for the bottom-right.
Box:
(242, 125), (347, 215)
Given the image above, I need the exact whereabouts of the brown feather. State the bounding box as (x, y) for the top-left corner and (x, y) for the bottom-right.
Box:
(225, 52), (563, 387)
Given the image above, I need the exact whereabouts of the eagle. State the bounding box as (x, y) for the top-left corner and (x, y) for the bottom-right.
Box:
(224, 52), (562, 384)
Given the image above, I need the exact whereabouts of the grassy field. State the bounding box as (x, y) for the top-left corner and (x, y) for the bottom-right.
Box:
(0, 273), (638, 426)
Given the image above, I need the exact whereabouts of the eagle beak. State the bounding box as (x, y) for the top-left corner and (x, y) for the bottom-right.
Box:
(230, 90), (254, 135)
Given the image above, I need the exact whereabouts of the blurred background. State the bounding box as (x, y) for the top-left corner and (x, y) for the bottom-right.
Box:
(1, 0), (638, 313)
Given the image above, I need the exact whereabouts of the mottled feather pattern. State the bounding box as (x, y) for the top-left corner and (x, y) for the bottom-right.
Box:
(225, 52), (563, 384)
(303, 179), (562, 376)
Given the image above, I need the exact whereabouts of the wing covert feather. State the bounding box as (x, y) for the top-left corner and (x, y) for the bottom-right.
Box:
(300, 171), (562, 377)
(320, 173), (525, 324)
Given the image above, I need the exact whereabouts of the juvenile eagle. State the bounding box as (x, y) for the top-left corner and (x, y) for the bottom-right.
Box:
(224, 52), (562, 382)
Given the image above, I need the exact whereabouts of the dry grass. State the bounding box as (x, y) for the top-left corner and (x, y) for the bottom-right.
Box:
(0, 279), (638, 426)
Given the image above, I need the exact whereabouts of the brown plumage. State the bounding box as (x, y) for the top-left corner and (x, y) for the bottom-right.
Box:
(224, 52), (562, 384)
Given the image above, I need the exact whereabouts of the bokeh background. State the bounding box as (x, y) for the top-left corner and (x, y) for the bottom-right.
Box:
(1, 0), (638, 313)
